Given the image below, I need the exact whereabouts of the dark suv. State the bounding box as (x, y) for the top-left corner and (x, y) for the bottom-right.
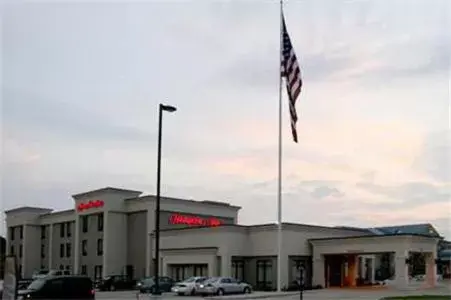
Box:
(18, 276), (95, 299)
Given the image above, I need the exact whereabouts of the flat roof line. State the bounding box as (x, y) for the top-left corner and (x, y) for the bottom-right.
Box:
(309, 232), (439, 242)
(158, 222), (375, 233)
(126, 195), (241, 210)
(72, 187), (143, 199)
(4, 206), (53, 214)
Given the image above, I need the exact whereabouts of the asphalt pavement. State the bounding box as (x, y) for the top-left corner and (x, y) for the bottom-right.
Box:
(95, 283), (451, 300)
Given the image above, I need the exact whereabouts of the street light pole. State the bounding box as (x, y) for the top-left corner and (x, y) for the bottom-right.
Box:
(153, 103), (176, 295)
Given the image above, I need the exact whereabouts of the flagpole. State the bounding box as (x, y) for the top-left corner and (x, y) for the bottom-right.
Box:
(276, 0), (283, 293)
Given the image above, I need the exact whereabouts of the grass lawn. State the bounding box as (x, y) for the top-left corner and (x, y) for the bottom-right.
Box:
(381, 296), (451, 300)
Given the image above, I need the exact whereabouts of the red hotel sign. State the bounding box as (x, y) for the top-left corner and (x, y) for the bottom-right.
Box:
(169, 213), (222, 227)
(77, 200), (104, 212)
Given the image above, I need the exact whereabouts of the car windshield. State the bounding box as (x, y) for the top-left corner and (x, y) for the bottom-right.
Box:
(183, 277), (196, 283)
(204, 277), (219, 284)
(34, 270), (48, 276)
(195, 278), (206, 283)
(142, 278), (154, 285)
(27, 279), (46, 291)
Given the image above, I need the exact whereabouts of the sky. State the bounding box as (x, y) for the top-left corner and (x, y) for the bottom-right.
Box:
(1, 0), (450, 239)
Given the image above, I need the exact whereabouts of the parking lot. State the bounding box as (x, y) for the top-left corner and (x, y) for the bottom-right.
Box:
(96, 291), (206, 300)
(95, 282), (451, 300)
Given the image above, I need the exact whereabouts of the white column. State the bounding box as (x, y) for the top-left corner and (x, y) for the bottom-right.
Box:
(312, 255), (325, 287)
(145, 234), (152, 277)
(370, 256), (376, 283)
(208, 256), (217, 277)
(425, 252), (437, 287)
(394, 250), (409, 289)
(73, 216), (80, 274)
(145, 205), (154, 278)
(102, 212), (108, 278)
(21, 225), (26, 278)
(221, 255), (231, 277)
(48, 225), (53, 269)
(359, 256), (364, 279)
(162, 256), (168, 276)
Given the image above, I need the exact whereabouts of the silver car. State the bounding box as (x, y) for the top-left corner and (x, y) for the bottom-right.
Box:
(196, 277), (252, 296)
(171, 276), (207, 295)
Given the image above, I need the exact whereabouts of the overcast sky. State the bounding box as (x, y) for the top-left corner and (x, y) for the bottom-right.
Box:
(1, 0), (450, 239)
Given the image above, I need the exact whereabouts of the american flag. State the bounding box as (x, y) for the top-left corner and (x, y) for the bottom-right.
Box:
(280, 13), (303, 143)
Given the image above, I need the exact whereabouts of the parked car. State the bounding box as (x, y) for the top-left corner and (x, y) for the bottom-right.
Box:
(32, 269), (70, 280)
(171, 276), (207, 296)
(97, 275), (136, 291)
(196, 277), (252, 296)
(136, 276), (174, 293)
(17, 275), (95, 299)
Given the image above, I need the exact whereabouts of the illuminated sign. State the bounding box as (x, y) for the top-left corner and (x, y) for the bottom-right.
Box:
(77, 200), (104, 212)
(169, 213), (222, 227)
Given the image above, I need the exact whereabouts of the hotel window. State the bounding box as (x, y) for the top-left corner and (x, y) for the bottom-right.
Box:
(232, 261), (245, 282)
(66, 243), (72, 257)
(60, 223), (65, 238)
(97, 239), (103, 256)
(94, 265), (103, 280)
(9, 227), (15, 241)
(41, 226), (46, 239)
(81, 265), (87, 275)
(19, 245), (23, 258)
(97, 214), (104, 232)
(82, 216), (88, 233)
(19, 226), (23, 239)
(256, 260), (273, 290)
(41, 245), (45, 258)
(82, 240), (88, 256)
(10, 245), (14, 255)
(60, 244), (65, 258)
(66, 223), (71, 237)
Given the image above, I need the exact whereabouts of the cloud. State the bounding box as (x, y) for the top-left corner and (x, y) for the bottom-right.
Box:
(3, 88), (154, 144)
(310, 186), (344, 199)
(356, 181), (451, 206)
(413, 130), (451, 183)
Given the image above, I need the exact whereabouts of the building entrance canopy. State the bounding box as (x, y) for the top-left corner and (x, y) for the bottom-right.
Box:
(309, 234), (439, 289)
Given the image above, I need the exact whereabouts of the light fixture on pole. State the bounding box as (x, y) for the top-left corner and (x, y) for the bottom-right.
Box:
(153, 103), (177, 295)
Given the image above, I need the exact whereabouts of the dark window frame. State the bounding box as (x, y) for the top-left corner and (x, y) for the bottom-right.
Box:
(97, 238), (103, 256)
(10, 227), (15, 241)
(82, 240), (88, 256)
(232, 260), (245, 282)
(81, 265), (87, 275)
(66, 222), (72, 237)
(66, 243), (72, 257)
(10, 245), (14, 255)
(19, 244), (23, 258)
(82, 216), (88, 233)
(97, 213), (104, 232)
(41, 226), (46, 239)
(94, 265), (103, 280)
(60, 244), (65, 258)
(256, 260), (273, 290)
(41, 244), (45, 258)
(60, 223), (65, 238)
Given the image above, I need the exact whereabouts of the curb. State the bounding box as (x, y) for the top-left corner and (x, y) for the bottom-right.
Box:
(204, 292), (299, 300)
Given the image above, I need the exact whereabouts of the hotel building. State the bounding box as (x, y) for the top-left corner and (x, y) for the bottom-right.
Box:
(5, 187), (446, 290)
